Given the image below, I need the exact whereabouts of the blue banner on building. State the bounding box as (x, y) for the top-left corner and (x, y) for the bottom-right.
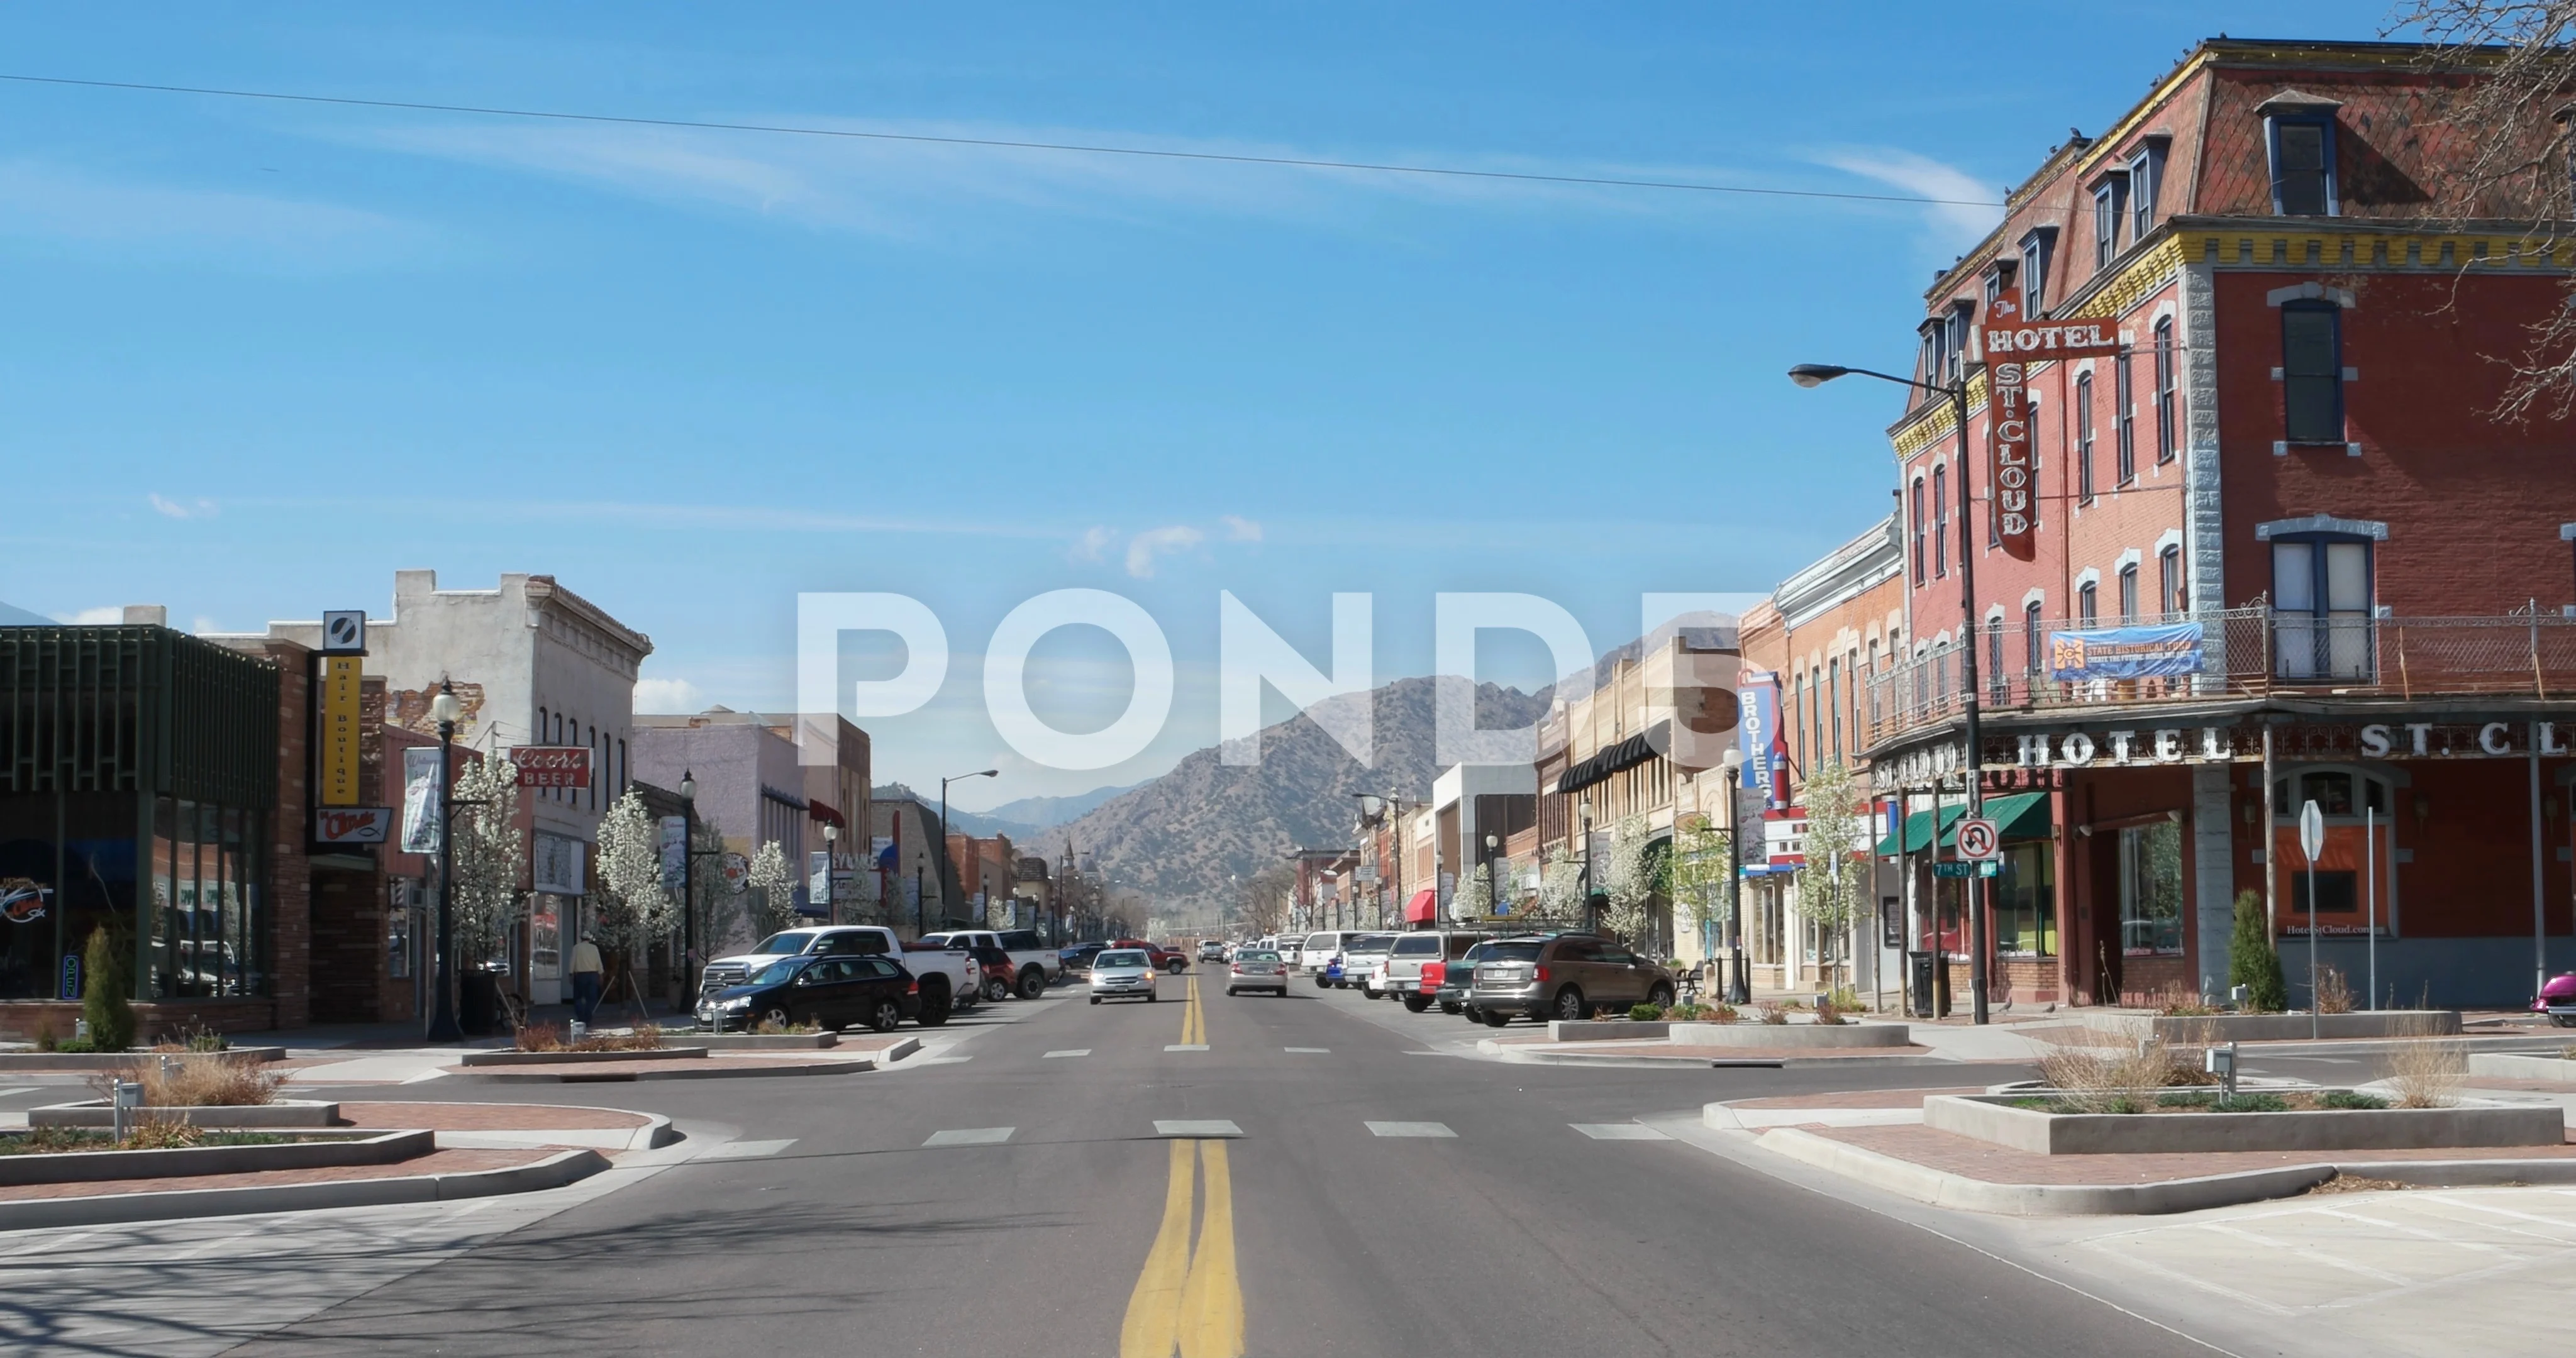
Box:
(2047, 622), (2205, 682)
(1738, 670), (1787, 808)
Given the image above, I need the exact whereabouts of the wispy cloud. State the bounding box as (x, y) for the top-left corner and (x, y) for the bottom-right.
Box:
(1221, 515), (1263, 543)
(1124, 525), (1204, 578)
(54, 606), (123, 625)
(149, 494), (218, 520)
(333, 115), (1823, 240)
(1071, 526), (1117, 563)
(0, 161), (423, 265)
(1809, 148), (2001, 248)
(634, 675), (708, 714)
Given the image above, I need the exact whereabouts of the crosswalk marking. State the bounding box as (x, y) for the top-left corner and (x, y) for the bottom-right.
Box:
(923, 1127), (1016, 1147)
(1044, 1049), (1091, 1058)
(1365, 1121), (1456, 1138)
(1164, 1044), (1209, 1052)
(1571, 1123), (1672, 1140)
(1153, 1119), (1242, 1138)
(1282, 1047), (1330, 1053)
(0, 1088), (35, 1098)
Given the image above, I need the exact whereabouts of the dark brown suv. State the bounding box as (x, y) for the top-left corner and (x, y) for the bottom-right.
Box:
(1467, 933), (1675, 1025)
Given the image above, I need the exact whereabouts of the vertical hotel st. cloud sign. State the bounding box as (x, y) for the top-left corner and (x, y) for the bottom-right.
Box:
(1979, 286), (2121, 563)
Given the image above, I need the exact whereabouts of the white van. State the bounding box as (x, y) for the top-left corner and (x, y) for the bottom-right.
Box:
(1301, 930), (1367, 986)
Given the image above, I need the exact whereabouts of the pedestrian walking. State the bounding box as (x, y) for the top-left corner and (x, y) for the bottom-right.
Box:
(570, 931), (604, 1029)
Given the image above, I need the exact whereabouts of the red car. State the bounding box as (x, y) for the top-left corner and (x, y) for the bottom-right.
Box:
(1109, 937), (1189, 973)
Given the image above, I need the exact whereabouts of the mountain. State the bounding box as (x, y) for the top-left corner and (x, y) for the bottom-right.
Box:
(874, 780), (1141, 841)
(1043, 675), (1548, 914)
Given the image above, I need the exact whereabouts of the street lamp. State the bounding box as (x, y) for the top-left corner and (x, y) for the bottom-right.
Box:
(938, 769), (997, 934)
(1484, 832), (1500, 920)
(1719, 747), (1751, 1004)
(821, 822), (839, 925)
(1791, 360), (1990, 1024)
(425, 681), (465, 1043)
(1577, 796), (1596, 934)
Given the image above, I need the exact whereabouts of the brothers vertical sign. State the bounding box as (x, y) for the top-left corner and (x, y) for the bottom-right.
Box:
(1979, 286), (2124, 564)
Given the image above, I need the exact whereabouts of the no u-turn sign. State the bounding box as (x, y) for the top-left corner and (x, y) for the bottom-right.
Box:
(1957, 817), (2001, 862)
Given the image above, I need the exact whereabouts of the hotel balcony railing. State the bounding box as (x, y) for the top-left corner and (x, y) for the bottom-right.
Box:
(1860, 606), (2576, 748)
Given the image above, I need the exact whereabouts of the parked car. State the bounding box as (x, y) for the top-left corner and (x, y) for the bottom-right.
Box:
(1108, 937), (1189, 973)
(1430, 940), (1496, 1016)
(698, 953), (919, 1033)
(1224, 947), (1288, 996)
(1470, 934), (1675, 1025)
(923, 929), (1060, 998)
(1300, 930), (1366, 983)
(701, 925), (974, 1026)
(1060, 942), (1107, 977)
(1089, 947), (1162, 1003)
(1384, 930), (1491, 1008)
(1343, 934), (1398, 995)
(1197, 939), (1228, 963)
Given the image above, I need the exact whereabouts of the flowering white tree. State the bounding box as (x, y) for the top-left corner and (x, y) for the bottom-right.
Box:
(1531, 844), (1585, 927)
(744, 840), (799, 935)
(1454, 862), (1494, 919)
(447, 753), (526, 966)
(1665, 817), (1732, 950)
(1599, 814), (1661, 952)
(592, 789), (679, 1011)
(1795, 759), (1870, 991)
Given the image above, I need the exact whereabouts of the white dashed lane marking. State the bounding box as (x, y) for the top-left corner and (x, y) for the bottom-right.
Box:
(1282, 1047), (1330, 1054)
(1164, 1044), (1210, 1052)
(1366, 1122), (1457, 1138)
(923, 1127), (1015, 1147)
(1043, 1049), (1091, 1058)
(1572, 1123), (1672, 1140)
(1154, 1120), (1242, 1138)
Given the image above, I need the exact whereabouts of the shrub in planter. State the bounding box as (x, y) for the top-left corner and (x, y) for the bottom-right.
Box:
(2227, 890), (2287, 1013)
(1628, 1003), (1665, 1022)
(82, 928), (136, 1052)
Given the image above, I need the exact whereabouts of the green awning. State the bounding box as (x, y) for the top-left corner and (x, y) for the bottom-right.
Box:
(1874, 790), (2052, 856)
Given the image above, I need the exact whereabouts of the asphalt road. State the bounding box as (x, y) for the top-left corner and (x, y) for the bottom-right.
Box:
(33, 980), (2219, 1357)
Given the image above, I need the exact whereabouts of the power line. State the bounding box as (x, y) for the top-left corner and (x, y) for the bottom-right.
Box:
(0, 71), (2006, 210)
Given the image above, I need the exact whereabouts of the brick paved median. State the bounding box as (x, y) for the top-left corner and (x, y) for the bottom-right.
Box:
(1729, 1088), (1987, 1110)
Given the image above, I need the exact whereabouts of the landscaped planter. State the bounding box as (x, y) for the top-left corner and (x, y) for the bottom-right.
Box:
(0, 1129), (430, 1186)
(0, 1047), (286, 1073)
(1667, 1020), (1913, 1049)
(2467, 1051), (2576, 1083)
(2064, 1010), (2460, 1042)
(1924, 1091), (2562, 1154)
(457, 1046), (708, 1068)
(29, 1099), (342, 1129)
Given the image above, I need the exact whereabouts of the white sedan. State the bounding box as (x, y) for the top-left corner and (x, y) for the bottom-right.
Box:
(1088, 949), (1161, 1004)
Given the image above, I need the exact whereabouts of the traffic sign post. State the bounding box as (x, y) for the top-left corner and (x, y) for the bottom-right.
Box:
(2299, 799), (2324, 1039)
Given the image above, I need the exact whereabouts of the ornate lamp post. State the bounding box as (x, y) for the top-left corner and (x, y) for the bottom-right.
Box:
(425, 681), (465, 1042)
(1719, 746), (1752, 1005)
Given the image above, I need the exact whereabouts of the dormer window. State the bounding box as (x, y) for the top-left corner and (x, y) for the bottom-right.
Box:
(2018, 227), (2057, 316)
(2259, 91), (2341, 217)
(2092, 174), (2128, 268)
(2127, 139), (2167, 240)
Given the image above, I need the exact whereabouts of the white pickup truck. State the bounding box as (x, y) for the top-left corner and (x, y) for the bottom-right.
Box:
(698, 925), (979, 1027)
(921, 929), (1060, 1000)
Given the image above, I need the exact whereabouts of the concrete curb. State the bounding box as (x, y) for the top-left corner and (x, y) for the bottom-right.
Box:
(337, 1101), (679, 1152)
(32, 1100), (342, 1129)
(0, 1129), (432, 1186)
(0, 1047), (286, 1072)
(862, 1036), (924, 1065)
(1485, 1043), (1953, 1069)
(441, 1057), (872, 1084)
(674, 1032), (842, 1051)
(1753, 1125), (2576, 1216)
(457, 1046), (710, 1068)
(2468, 1051), (2576, 1083)
(0, 1146), (609, 1230)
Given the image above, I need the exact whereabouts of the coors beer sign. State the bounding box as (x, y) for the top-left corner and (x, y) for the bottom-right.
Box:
(1980, 287), (2123, 563)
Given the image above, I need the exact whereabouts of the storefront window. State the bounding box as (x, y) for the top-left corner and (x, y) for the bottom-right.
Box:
(1992, 842), (2057, 956)
(2119, 821), (2184, 955)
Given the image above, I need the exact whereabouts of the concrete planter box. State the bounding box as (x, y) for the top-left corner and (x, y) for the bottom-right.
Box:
(2066, 1010), (2459, 1042)
(1668, 1020), (1913, 1049)
(0, 1129), (429, 1186)
(1925, 1091), (2562, 1155)
(687, 1032), (842, 1050)
(2468, 1051), (2576, 1083)
(1545, 1020), (1669, 1042)
(30, 1099), (341, 1129)
(457, 1046), (708, 1068)
(0, 1047), (285, 1073)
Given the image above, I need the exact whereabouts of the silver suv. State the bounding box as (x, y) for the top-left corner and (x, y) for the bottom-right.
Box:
(1470, 934), (1675, 1025)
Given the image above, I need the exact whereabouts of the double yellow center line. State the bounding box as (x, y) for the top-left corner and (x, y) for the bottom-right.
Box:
(1120, 1137), (1242, 1357)
(1178, 973), (1204, 1045)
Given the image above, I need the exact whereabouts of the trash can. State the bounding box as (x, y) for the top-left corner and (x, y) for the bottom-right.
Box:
(1907, 951), (1936, 1019)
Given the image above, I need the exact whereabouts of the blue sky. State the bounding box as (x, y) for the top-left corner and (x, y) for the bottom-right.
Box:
(0, 2), (2390, 807)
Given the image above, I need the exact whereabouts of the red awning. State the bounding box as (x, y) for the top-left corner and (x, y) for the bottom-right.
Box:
(808, 800), (847, 829)
(1404, 888), (1438, 924)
